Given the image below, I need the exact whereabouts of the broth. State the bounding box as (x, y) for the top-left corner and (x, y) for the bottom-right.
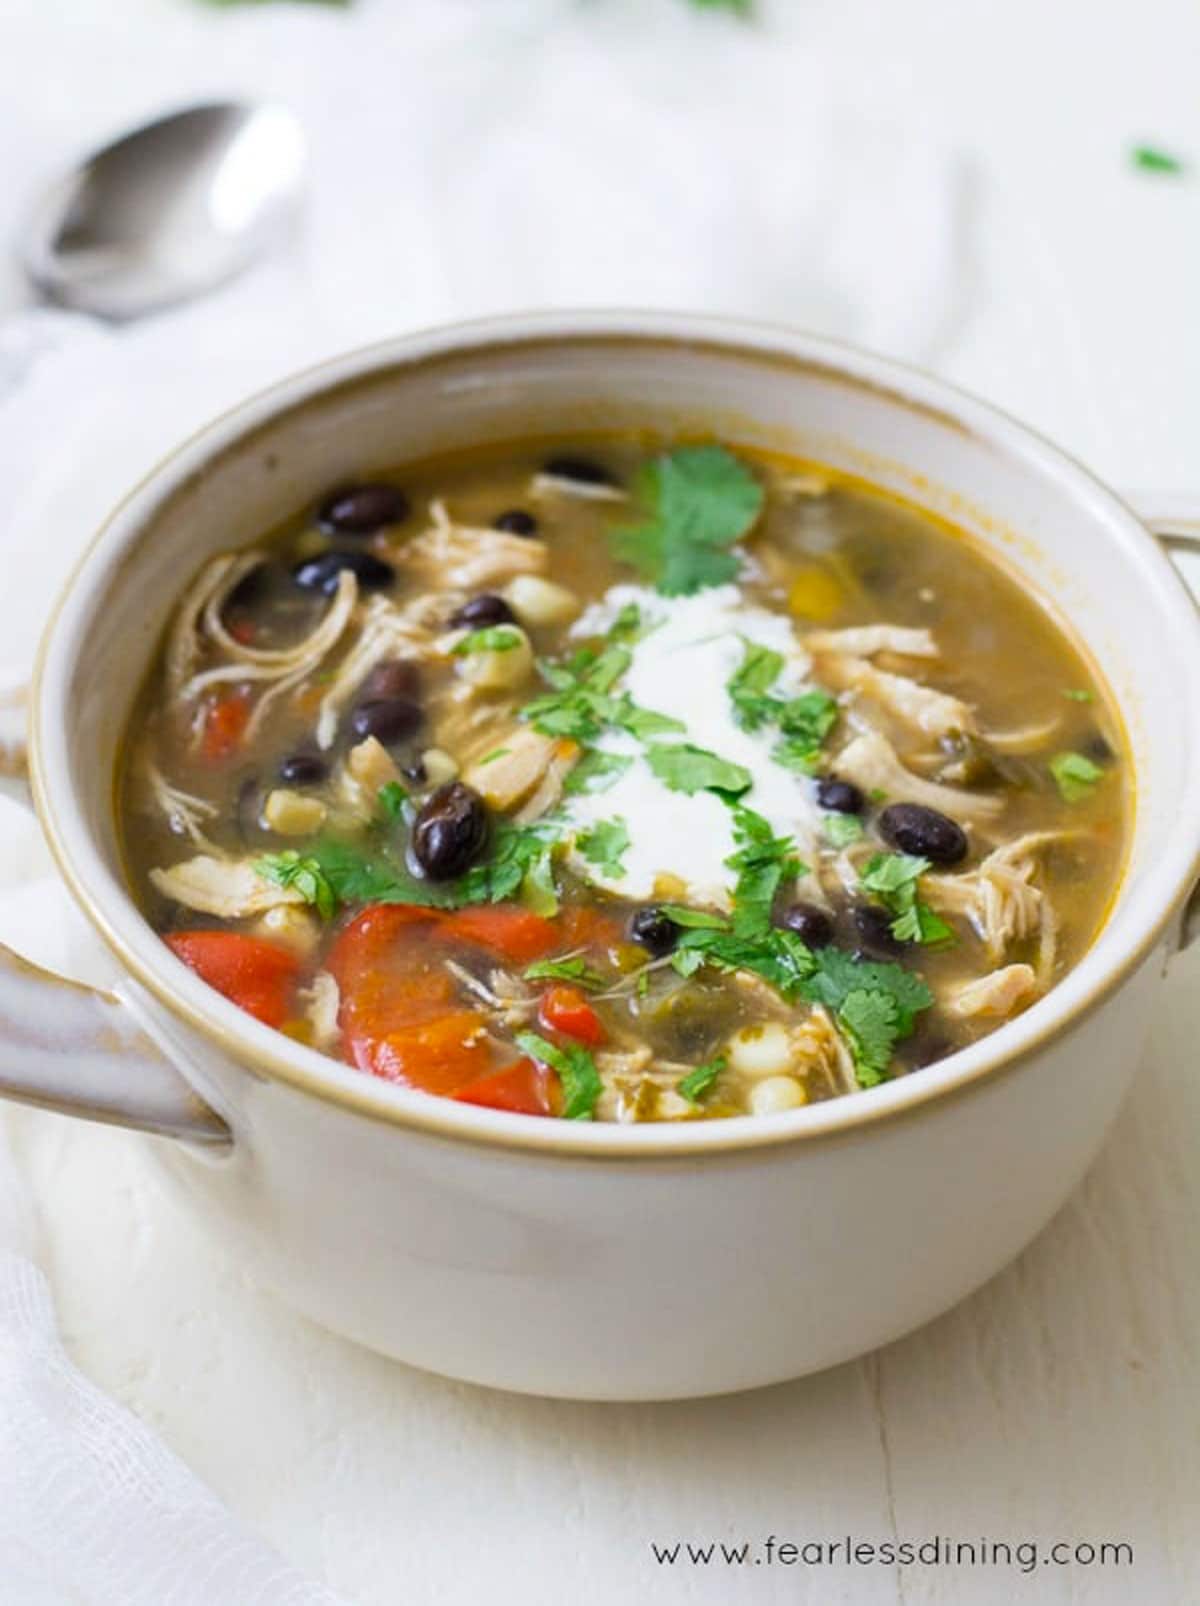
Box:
(118, 439), (1129, 1121)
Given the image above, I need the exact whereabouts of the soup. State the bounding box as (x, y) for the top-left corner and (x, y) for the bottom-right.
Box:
(118, 440), (1129, 1121)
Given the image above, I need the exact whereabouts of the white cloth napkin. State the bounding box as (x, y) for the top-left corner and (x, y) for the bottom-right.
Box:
(0, 2), (966, 1600)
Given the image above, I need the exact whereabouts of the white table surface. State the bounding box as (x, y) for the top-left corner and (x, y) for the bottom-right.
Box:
(3, 2), (1200, 1603)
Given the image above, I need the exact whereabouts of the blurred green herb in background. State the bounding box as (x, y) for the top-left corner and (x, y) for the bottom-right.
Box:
(1131, 144), (1186, 176)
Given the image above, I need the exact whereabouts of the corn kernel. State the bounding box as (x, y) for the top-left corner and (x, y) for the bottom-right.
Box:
(263, 788), (327, 836)
(750, 1075), (808, 1115)
(787, 565), (843, 621)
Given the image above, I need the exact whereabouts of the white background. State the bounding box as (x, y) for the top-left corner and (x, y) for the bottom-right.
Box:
(1, 1), (1199, 1602)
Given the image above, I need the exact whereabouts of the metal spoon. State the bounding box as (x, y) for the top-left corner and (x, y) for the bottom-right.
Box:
(20, 102), (307, 321)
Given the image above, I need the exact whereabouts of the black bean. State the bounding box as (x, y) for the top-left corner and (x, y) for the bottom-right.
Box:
(542, 454), (615, 487)
(629, 907), (679, 957)
(849, 903), (904, 957)
(293, 549), (396, 596)
(317, 483), (408, 536)
(815, 776), (864, 814)
(451, 593), (515, 628)
(878, 802), (968, 866)
(360, 658), (421, 703)
(777, 902), (834, 948)
(494, 508), (539, 536)
(349, 698), (424, 748)
(278, 752), (328, 787)
(1082, 731), (1113, 764)
(410, 782), (490, 880)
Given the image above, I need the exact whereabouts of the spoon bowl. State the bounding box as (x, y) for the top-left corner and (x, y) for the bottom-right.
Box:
(21, 103), (307, 321)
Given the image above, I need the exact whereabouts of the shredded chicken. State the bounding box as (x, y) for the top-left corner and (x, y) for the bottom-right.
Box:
(924, 831), (1067, 979)
(834, 729), (1003, 821)
(804, 625), (938, 660)
(399, 500), (548, 589)
(165, 553), (242, 697)
(149, 854), (303, 919)
(791, 1005), (858, 1097)
(985, 714), (1064, 754)
(945, 963), (1038, 1020)
(298, 971), (341, 1049)
(315, 593), (439, 749)
(145, 765), (220, 850)
(815, 653), (975, 739)
(529, 473), (627, 504)
(181, 568), (358, 744)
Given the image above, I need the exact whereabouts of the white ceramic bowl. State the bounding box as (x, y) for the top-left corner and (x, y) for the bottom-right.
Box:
(6, 313), (1199, 1400)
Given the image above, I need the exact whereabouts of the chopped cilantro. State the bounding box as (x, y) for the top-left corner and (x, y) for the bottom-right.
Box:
(672, 924), (815, 997)
(610, 445), (764, 595)
(475, 747), (511, 766)
(771, 690), (839, 773)
(1131, 144), (1185, 175)
(837, 990), (903, 1088)
(515, 1031), (603, 1120)
(728, 641), (786, 731)
(725, 641), (838, 772)
(523, 955), (608, 990)
(575, 816), (630, 877)
(453, 625), (522, 655)
(800, 947), (933, 1086)
(644, 743), (751, 797)
(1061, 687), (1095, 704)
(562, 750), (632, 796)
(522, 638), (682, 745)
(376, 781), (407, 822)
(658, 904), (730, 930)
(824, 811), (865, 848)
(678, 1055), (726, 1104)
(1049, 749), (1104, 803)
(860, 852), (955, 947)
(255, 852), (337, 920)
(724, 803), (804, 938)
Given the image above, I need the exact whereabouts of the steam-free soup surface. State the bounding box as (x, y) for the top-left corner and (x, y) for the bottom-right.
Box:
(119, 440), (1128, 1121)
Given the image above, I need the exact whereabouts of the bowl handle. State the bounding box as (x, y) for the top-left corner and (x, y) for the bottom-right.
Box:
(1128, 495), (1200, 953)
(0, 939), (231, 1144)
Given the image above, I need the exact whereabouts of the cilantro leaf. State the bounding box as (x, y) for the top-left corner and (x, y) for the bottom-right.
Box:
(453, 625), (522, 655)
(860, 852), (955, 948)
(562, 750), (632, 796)
(672, 925), (815, 997)
(255, 851), (337, 920)
(304, 837), (447, 908)
(523, 956), (608, 990)
(678, 1055), (726, 1104)
(837, 990), (902, 1088)
(801, 947), (933, 1022)
(772, 690), (839, 773)
(1131, 143), (1185, 175)
(575, 816), (630, 877)
(728, 641), (785, 731)
(658, 904), (730, 930)
(515, 1031), (603, 1120)
(645, 743), (751, 797)
(377, 781), (407, 822)
(800, 948), (934, 1088)
(610, 445), (764, 595)
(725, 641), (838, 772)
(724, 803), (803, 938)
(824, 811), (865, 848)
(1049, 750), (1104, 803)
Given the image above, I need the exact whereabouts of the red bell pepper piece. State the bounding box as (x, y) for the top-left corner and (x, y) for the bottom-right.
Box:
(166, 931), (300, 1028)
(200, 688), (252, 764)
(453, 1058), (555, 1116)
(537, 984), (606, 1045)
